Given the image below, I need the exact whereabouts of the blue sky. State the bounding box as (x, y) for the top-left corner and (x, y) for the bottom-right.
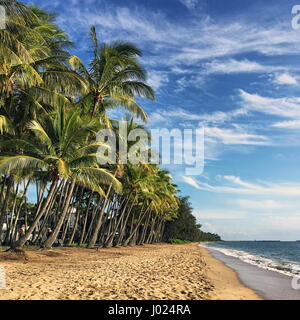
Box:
(24, 0), (300, 240)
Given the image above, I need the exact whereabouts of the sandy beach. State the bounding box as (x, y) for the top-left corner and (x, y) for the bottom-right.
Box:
(0, 243), (261, 300)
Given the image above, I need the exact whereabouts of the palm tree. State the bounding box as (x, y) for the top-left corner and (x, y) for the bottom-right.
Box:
(0, 1), (185, 251)
(0, 1), (88, 132)
(0, 106), (121, 249)
(69, 26), (155, 124)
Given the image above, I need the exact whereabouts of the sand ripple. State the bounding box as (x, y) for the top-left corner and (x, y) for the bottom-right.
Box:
(0, 244), (213, 300)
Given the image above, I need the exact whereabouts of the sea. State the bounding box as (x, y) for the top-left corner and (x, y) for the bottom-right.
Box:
(204, 241), (300, 278)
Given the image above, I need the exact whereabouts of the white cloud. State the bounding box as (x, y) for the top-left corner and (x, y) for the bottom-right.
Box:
(205, 126), (270, 145)
(147, 71), (169, 90)
(272, 120), (300, 129)
(182, 175), (300, 196)
(55, 3), (300, 68)
(150, 107), (247, 125)
(182, 176), (202, 189)
(204, 59), (267, 74)
(193, 209), (247, 220)
(178, 0), (199, 9)
(236, 199), (289, 210)
(274, 73), (298, 85)
(262, 215), (300, 232)
(239, 90), (300, 119)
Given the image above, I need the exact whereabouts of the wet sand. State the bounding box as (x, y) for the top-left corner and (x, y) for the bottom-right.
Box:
(0, 243), (260, 300)
(208, 247), (300, 300)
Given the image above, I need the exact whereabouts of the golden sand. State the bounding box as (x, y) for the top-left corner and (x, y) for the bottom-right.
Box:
(0, 243), (261, 300)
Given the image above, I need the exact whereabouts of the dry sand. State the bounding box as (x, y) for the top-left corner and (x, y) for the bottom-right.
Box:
(0, 243), (261, 300)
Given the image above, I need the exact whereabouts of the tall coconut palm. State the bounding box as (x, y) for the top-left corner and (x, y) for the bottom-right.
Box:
(0, 106), (121, 249)
(0, 1), (88, 133)
(69, 26), (154, 124)
(0, 1), (185, 251)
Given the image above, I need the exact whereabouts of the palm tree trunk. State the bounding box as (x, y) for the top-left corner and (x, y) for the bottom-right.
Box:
(10, 178), (59, 249)
(146, 214), (157, 244)
(138, 210), (152, 245)
(124, 205), (151, 247)
(4, 181), (19, 244)
(159, 221), (166, 243)
(61, 207), (72, 244)
(0, 175), (7, 205)
(83, 198), (101, 244)
(0, 176), (13, 243)
(104, 195), (130, 248)
(9, 179), (30, 244)
(61, 184), (80, 244)
(67, 208), (80, 246)
(87, 182), (113, 249)
(116, 196), (139, 246)
(79, 192), (93, 245)
(42, 180), (76, 249)
(32, 180), (64, 245)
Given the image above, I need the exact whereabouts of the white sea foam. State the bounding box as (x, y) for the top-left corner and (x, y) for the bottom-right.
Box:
(201, 244), (300, 278)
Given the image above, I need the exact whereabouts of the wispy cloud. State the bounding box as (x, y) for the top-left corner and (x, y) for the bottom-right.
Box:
(272, 120), (300, 129)
(273, 72), (298, 85)
(203, 59), (271, 74)
(150, 107), (247, 125)
(53, 2), (300, 69)
(147, 71), (169, 90)
(239, 90), (300, 119)
(178, 0), (199, 9)
(235, 199), (289, 210)
(205, 126), (270, 146)
(182, 175), (300, 196)
(193, 209), (247, 220)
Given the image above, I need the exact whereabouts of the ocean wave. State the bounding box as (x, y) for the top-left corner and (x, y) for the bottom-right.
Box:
(201, 244), (300, 278)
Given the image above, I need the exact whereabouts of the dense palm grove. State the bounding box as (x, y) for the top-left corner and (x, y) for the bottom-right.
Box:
(0, 0), (220, 250)
(164, 197), (221, 243)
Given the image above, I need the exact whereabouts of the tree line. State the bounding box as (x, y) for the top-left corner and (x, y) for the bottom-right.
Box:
(0, 0), (221, 250)
(164, 197), (221, 243)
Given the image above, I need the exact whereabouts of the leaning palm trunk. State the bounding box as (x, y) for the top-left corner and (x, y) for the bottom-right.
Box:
(0, 176), (7, 205)
(104, 195), (131, 248)
(61, 184), (80, 244)
(145, 214), (157, 244)
(65, 187), (83, 245)
(138, 210), (152, 245)
(158, 221), (166, 243)
(79, 192), (93, 245)
(8, 180), (30, 244)
(32, 180), (64, 245)
(87, 183), (113, 249)
(42, 180), (76, 249)
(0, 176), (13, 243)
(99, 196), (115, 245)
(83, 200), (101, 244)
(4, 181), (19, 244)
(115, 196), (139, 247)
(67, 208), (80, 246)
(123, 205), (151, 247)
(60, 207), (72, 244)
(10, 179), (59, 249)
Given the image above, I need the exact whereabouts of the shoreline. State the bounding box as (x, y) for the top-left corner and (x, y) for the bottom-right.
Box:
(206, 246), (300, 300)
(0, 243), (260, 300)
(198, 245), (262, 300)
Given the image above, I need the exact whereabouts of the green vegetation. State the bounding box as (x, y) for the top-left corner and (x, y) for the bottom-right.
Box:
(164, 197), (222, 243)
(0, 0), (220, 251)
(167, 239), (192, 244)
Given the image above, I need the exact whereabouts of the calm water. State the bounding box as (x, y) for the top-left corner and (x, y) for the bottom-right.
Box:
(205, 241), (300, 278)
